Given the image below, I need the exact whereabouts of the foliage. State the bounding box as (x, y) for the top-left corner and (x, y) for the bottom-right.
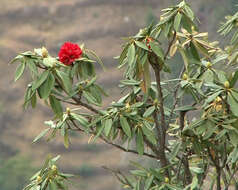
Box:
(12, 0), (238, 189)
(23, 155), (74, 190)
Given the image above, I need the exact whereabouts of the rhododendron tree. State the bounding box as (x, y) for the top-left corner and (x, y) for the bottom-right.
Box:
(11, 1), (238, 190)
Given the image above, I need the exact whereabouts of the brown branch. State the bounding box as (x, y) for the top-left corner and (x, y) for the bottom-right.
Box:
(54, 74), (101, 115)
(69, 118), (158, 159)
(149, 56), (169, 178)
(72, 97), (101, 114)
(100, 136), (158, 159)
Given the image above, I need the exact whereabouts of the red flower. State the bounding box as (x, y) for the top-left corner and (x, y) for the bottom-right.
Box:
(58, 42), (82, 66)
(146, 37), (153, 50)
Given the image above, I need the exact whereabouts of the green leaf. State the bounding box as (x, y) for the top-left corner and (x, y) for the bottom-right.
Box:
(149, 41), (164, 61)
(228, 146), (238, 163)
(230, 70), (238, 87)
(14, 62), (25, 81)
(92, 124), (105, 142)
(32, 71), (49, 90)
(85, 49), (105, 70)
(120, 116), (131, 138)
(127, 43), (136, 65)
(190, 176), (198, 190)
(142, 60), (151, 93)
(143, 106), (155, 117)
(135, 41), (149, 50)
(104, 119), (113, 137)
(190, 167), (204, 174)
(136, 129), (144, 155)
(27, 60), (38, 77)
(31, 91), (37, 108)
(170, 141), (181, 161)
(184, 5), (194, 21)
(70, 113), (89, 127)
(56, 70), (72, 94)
(144, 175), (154, 190)
(49, 95), (63, 117)
(120, 79), (141, 86)
(83, 91), (101, 106)
(205, 90), (222, 104)
(174, 12), (182, 31)
(33, 128), (50, 143)
(119, 43), (130, 66)
(38, 73), (55, 99)
(10, 54), (23, 64)
(228, 92), (238, 117)
(174, 105), (196, 111)
(141, 125), (157, 145)
(64, 129), (69, 148)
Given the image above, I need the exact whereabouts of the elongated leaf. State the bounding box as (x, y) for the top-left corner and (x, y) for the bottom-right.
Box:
(142, 61), (151, 93)
(86, 48), (105, 70)
(32, 71), (49, 90)
(104, 119), (113, 137)
(64, 129), (69, 148)
(70, 113), (89, 127)
(143, 106), (155, 117)
(56, 70), (72, 94)
(31, 91), (37, 108)
(144, 175), (154, 190)
(149, 41), (164, 61)
(92, 124), (105, 142)
(83, 91), (101, 106)
(228, 92), (238, 117)
(127, 43), (136, 65)
(174, 12), (182, 31)
(33, 128), (50, 143)
(135, 41), (149, 50)
(174, 105), (196, 111)
(136, 129), (144, 155)
(231, 70), (238, 87)
(14, 62), (25, 81)
(120, 116), (131, 137)
(141, 125), (157, 145)
(49, 95), (63, 117)
(170, 141), (182, 161)
(38, 73), (55, 99)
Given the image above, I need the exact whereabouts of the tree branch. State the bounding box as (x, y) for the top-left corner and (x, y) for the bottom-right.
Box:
(69, 118), (158, 159)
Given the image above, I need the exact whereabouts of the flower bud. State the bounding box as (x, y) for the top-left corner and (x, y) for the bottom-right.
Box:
(66, 107), (71, 115)
(164, 177), (169, 183)
(153, 99), (158, 105)
(182, 73), (188, 80)
(51, 165), (57, 171)
(36, 175), (42, 183)
(215, 105), (222, 112)
(125, 103), (131, 112)
(215, 97), (222, 103)
(224, 81), (230, 88)
(41, 47), (48, 58)
(206, 62), (212, 68)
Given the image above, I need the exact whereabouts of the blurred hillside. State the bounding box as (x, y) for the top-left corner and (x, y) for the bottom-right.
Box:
(0, 0), (236, 189)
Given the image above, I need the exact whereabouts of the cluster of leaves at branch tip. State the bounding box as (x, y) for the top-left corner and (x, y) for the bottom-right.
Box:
(11, 0), (238, 189)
